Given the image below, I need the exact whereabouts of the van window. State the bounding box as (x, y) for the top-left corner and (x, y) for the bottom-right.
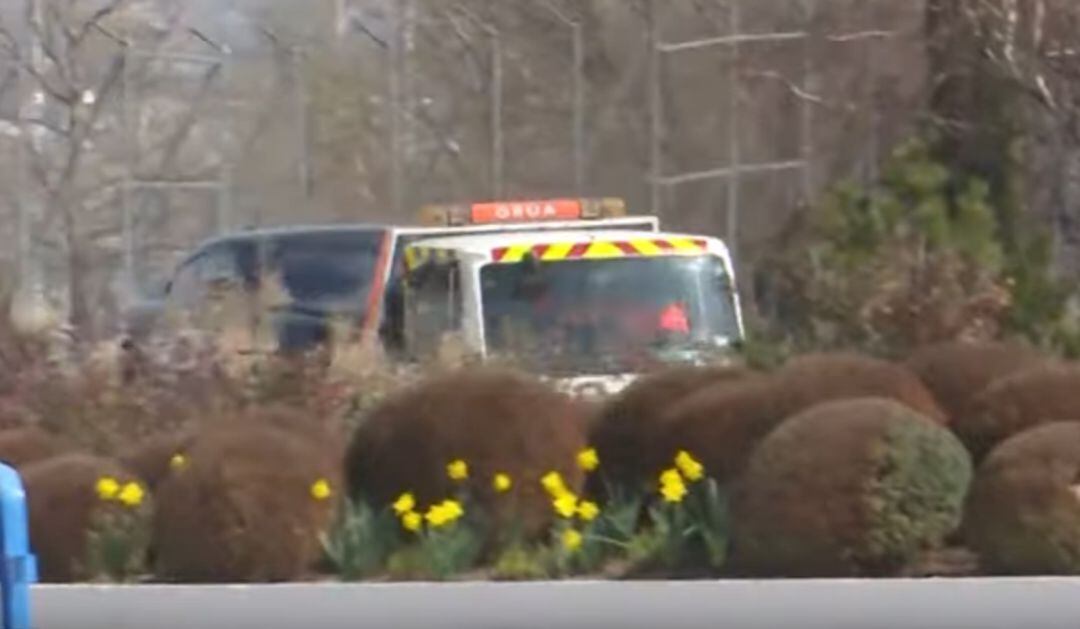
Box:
(260, 230), (385, 318)
(167, 241), (252, 310)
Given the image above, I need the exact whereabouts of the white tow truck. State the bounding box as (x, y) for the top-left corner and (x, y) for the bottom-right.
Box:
(396, 199), (745, 398)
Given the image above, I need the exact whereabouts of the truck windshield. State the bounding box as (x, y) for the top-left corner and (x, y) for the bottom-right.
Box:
(480, 254), (740, 375)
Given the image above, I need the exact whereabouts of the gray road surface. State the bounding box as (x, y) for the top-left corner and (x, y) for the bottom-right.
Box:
(31, 578), (1080, 629)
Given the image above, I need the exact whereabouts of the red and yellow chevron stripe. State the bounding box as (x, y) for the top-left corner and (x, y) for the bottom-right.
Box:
(490, 237), (707, 264)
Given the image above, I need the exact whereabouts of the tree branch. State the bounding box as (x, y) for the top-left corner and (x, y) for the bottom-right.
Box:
(150, 63), (222, 175)
(0, 113), (70, 137)
(68, 0), (128, 50)
(29, 1), (76, 99)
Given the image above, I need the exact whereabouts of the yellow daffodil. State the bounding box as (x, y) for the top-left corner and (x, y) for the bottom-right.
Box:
(95, 476), (120, 501)
(553, 492), (578, 518)
(541, 471), (568, 497)
(561, 528), (583, 552)
(659, 470), (688, 504)
(492, 473), (513, 493)
(169, 453), (188, 471)
(576, 448), (600, 473)
(659, 468), (683, 488)
(656, 479), (682, 505)
(425, 504), (451, 528)
(425, 499), (465, 528)
(441, 499), (464, 521)
(447, 459), (469, 482)
(117, 482), (145, 508)
(393, 492), (416, 515)
(310, 478), (333, 501)
(674, 450), (704, 482)
(576, 500), (600, 522)
(401, 511), (423, 533)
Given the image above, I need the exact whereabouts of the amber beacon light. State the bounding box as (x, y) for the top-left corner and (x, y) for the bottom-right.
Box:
(417, 197), (627, 227)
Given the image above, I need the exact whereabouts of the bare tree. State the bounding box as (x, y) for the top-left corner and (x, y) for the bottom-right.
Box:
(0, 1), (297, 337)
(927, 0), (1080, 266)
(0, 0), (191, 334)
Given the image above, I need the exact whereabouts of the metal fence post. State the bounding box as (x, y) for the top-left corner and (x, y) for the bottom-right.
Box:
(541, 0), (586, 195)
(648, 0), (810, 271)
(455, 6), (503, 199)
(0, 463), (36, 629)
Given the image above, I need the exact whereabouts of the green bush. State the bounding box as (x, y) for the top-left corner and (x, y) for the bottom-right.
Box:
(755, 132), (1075, 359)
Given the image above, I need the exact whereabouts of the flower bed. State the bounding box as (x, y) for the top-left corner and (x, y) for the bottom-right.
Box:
(2, 333), (1078, 581)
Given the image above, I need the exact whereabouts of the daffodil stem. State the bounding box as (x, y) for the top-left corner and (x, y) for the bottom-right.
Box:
(587, 534), (632, 550)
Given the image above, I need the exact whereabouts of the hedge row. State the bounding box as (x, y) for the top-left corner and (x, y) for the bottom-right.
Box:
(4, 339), (1080, 580)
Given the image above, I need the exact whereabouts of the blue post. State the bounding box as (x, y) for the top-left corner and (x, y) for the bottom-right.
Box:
(0, 464), (36, 629)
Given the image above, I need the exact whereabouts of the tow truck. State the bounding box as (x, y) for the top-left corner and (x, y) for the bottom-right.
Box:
(397, 204), (745, 398)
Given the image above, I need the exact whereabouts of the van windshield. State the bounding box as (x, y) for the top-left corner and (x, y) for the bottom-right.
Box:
(480, 254), (740, 375)
(261, 230), (384, 317)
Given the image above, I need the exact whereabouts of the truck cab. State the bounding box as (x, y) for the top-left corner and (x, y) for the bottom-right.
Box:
(398, 228), (745, 398)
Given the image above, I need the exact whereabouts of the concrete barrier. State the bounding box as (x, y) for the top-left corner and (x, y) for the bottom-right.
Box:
(31, 577), (1080, 629)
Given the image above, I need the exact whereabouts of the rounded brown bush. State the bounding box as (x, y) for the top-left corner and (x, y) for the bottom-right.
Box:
(0, 402), (27, 430)
(120, 430), (197, 491)
(775, 352), (947, 424)
(956, 364), (1080, 461)
(906, 340), (1049, 425)
(588, 364), (749, 492)
(153, 421), (340, 583)
(659, 375), (787, 485)
(22, 453), (140, 582)
(346, 369), (588, 536)
(0, 426), (73, 469)
(963, 421), (1080, 574)
(235, 403), (346, 448)
(731, 397), (972, 577)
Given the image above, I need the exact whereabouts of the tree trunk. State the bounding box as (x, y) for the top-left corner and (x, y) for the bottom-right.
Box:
(57, 198), (91, 338)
